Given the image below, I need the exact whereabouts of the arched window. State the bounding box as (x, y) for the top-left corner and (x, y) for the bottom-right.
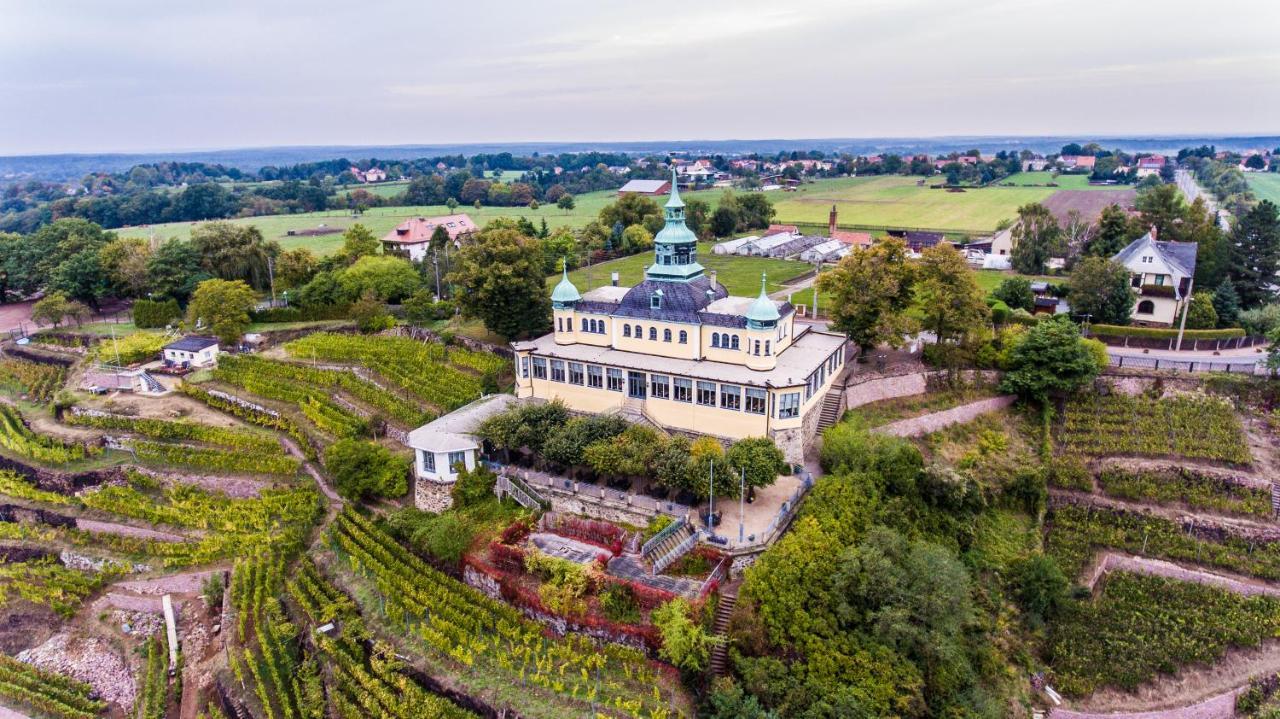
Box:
(649, 327), (657, 340)
(711, 334), (720, 348)
(580, 318), (587, 331)
(664, 329), (672, 342)
(730, 335), (740, 350)
(1137, 300), (1155, 314)
(765, 340), (771, 356)
(623, 325), (631, 338)
(633, 324), (641, 337)
(754, 340), (761, 355)
(679, 331), (688, 344)
(557, 318), (563, 332)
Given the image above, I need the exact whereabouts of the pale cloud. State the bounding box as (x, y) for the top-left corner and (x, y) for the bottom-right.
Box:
(0, 0), (1276, 154)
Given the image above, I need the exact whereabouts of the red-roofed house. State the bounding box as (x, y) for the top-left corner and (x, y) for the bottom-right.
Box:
(826, 207), (872, 248)
(766, 224), (800, 237)
(1135, 155), (1166, 177)
(381, 214), (478, 262)
(1060, 155), (1096, 170)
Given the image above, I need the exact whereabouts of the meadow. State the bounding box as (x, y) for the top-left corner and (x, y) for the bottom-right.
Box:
(114, 188), (622, 254)
(682, 175), (1057, 234)
(117, 174), (1073, 257)
(1246, 173), (1280, 205)
(996, 172), (1124, 190)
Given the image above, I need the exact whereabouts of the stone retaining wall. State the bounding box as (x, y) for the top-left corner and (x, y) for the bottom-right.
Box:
(873, 395), (1017, 438)
(1085, 552), (1280, 598)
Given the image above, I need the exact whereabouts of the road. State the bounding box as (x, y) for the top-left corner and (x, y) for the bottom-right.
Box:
(1175, 168), (1232, 231)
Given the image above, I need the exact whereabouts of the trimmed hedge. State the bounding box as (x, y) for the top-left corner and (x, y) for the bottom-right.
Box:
(249, 304), (351, 323)
(1089, 324), (1246, 340)
(132, 298), (182, 329)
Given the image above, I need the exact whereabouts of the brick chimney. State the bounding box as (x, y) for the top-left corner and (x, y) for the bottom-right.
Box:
(828, 204), (838, 236)
(709, 270), (718, 289)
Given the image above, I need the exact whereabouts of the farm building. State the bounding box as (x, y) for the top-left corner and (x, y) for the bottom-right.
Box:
(765, 235), (826, 258)
(826, 205), (873, 248)
(735, 233), (797, 257)
(799, 240), (850, 263)
(162, 336), (220, 369)
(514, 174), (849, 463)
(380, 214), (478, 262)
(766, 224), (800, 237)
(1111, 231), (1198, 327)
(408, 393), (519, 512)
(712, 235), (758, 255)
(902, 231), (948, 253)
(617, 179), (671, 196)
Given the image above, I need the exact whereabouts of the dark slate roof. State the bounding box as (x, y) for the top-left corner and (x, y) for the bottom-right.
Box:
(164, 335), (219, 352)
(905, 231), (945, 250)
(1113, 233), (1198, 278)
(613, 277), (727, 323)
(576, 300), (620, 314)
(700, 313), (747, 328)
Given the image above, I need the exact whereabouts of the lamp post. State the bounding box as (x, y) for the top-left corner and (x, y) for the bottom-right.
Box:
(707, 460), (714, 535)
(739, 467), (746, 544)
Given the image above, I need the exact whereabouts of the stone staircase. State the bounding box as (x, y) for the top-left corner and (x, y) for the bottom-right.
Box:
(707, 589), (737, 676)
(1271, 482), (1279, 518)
(642, 518), (697, 575)
(139, 371), (165, 394)
(816, 388), (844, 431)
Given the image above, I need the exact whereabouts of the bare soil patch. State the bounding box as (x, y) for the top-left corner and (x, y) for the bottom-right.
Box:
(76, 518), (188, 542)
(79, 392), (251, 429)
(1043, 188), (1137, 226)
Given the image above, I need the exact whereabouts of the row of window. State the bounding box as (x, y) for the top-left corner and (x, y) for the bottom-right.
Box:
(803, 349), (846, 400)
(421, 449), (466, 473)
(622, 324), (688, 343)
(524, 356), (806, 418)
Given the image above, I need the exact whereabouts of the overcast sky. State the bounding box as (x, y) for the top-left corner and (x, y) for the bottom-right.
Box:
(1, 0), (1277, 155)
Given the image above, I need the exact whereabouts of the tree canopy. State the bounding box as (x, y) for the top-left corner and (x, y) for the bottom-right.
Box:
(1066, 257), (1135, 326)
(447, 223), (552, 340)
(818, 238), (917, 354)
(185, 278), (257, 345)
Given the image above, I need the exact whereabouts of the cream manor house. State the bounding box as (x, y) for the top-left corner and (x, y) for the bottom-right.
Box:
(513, 174), (849, 463)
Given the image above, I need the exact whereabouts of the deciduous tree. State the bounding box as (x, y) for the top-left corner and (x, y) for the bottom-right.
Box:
(1066, 257), (1135, 326)
(999, 316), (1102, 402)
(1011, 203), (1062, 275)
(818, 237), (917, 354)
(324, 438), (409, 500)
(190, 222), (277, 290)
(185, 278), (257, 345)
(914, 244), (989, 344)
(338, 223), (380, 263)
(447, 223), (551, 340)
(992, 277), (1035, 312)
(337, 255), (421, 303)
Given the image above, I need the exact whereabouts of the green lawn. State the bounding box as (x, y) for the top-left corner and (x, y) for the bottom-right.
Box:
(680, 176), (1056, 234)
(1246, 173), (1280, 205)
(114, 188), (622, 255)
(996, 172), (1119, 190)
(553, 242), (809, 297)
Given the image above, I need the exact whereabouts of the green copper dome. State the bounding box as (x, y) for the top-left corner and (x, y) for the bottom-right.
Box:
(746, 273), (780, 327)
(551, 261), (581, 307)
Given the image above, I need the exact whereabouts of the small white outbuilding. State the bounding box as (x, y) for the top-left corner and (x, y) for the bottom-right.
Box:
(406, 394), (519, 511)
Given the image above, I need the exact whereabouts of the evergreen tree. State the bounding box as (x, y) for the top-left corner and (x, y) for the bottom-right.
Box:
(1184, 292), (1218, 330)
(1086, 204), (1133, 258)
(1229, 200), (1280, 309)
(1212, 280), (1241, 328)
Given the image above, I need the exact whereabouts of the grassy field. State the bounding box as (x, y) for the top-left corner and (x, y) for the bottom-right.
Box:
(682, 176), (1055, 234)
(115, 188), (620, 254)
(554, 242), (808, 297)
(1246, 173), (1280, 205)
(117, 174), (1072, 257)
(997, 172), (1122, 191)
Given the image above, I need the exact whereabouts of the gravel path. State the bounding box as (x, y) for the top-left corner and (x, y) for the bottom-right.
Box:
(76, 518), (188, 542)
(1051, 685), (1243, 719)
(115, 568), (222, 596)
(1049, 489), (1279, 536)
(0, 704), (33, 719)
(1085, 552), (1280, 598)
(281, 437), (341, 502)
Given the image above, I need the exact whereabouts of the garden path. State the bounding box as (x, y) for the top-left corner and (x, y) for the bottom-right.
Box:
(1051, 684), (1242, 719)
(0, 705), (32, 719)
(280, 436), (341, 503)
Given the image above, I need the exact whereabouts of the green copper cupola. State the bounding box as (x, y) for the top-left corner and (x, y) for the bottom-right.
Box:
(550, 259), (581, 309)
(746, 273), (780, 329)
(646, 169), (705, 282)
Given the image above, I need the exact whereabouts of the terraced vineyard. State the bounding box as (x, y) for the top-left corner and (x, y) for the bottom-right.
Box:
(215, 355), (431, 427)
(328, 508), (680, 719)
(284, 334), (507, 413)
(212, 359), (369, 440)
(287, 559), (476, 719)
(0, 557), (118, 617)
(1057, 394), (1251, 465)
(1049, 571), (1280, 697)
(1046, 503), (1280, 580)
(0, 357), (65, 402)
(0, 404), (99, 464)
(1096, 466), (1271, 518)
(64, 410), (282, 453)
(0, 653), (106, 719)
